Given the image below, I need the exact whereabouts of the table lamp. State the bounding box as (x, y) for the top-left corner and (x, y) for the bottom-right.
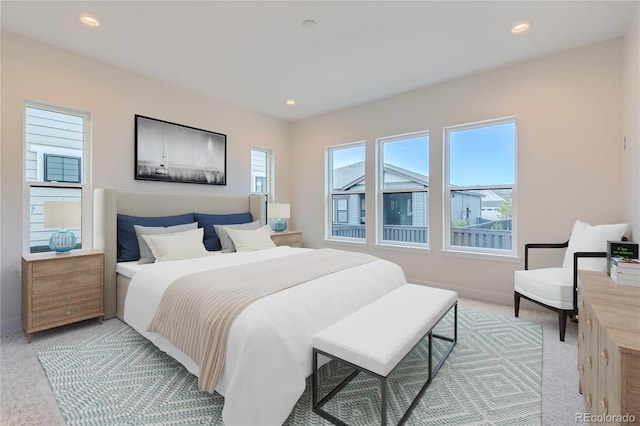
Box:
(43, 201), (81, 253)
(268, 203), (290, 232)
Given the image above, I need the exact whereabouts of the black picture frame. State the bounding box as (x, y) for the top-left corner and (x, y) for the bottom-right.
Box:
(134, 115), (226, 185)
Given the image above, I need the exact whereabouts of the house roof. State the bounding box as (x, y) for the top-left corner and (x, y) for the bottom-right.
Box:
(333, 161), (428, 191)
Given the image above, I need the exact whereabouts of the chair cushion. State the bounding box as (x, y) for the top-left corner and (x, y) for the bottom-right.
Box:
(562, 220), (628, 272)
(515, 268), (574, 310)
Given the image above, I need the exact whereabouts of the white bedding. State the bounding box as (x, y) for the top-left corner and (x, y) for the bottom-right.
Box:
(115, 260), (148, 279)
(124, 246), (406, 425)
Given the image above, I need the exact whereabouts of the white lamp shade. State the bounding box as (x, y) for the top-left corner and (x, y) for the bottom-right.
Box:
(268, 203), (290, 219)
(43, 201), (81, 230)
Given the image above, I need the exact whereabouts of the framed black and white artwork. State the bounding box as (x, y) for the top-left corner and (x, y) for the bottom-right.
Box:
(135, 115), (226, 185)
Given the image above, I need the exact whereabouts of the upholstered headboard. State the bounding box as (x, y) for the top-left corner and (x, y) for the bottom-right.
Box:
(93, 188), (267, 319)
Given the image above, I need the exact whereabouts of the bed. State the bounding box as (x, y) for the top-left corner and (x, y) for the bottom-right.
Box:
(93, 188), (407, 425)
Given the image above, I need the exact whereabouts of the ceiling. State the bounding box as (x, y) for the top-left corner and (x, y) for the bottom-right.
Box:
(1, 1), (638, 122)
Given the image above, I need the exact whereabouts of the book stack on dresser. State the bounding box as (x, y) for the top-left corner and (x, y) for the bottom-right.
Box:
(610, 257), (640, 286)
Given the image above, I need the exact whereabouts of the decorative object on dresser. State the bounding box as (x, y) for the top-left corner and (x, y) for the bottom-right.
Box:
(270, 230), (302, 247)
(268, 202), (290, 232)
(577, 271), (640, 423)
(22, 249), (104, 343)
(43, 200), (81, 253)
(606, 240), (639, 275)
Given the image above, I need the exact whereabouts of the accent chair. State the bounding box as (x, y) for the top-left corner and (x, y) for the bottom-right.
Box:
(514, 220), (628, 341)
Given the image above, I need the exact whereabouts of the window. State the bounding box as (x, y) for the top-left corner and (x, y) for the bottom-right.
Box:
(334, 196), (349, 223)
(25, 103), (91, 253)
(444, 117), (516, 255)
(251, 147), (272, 195)
(377, 132), (429, 246)
(44, 154), (81, 183)
(327, 143), (365, 240)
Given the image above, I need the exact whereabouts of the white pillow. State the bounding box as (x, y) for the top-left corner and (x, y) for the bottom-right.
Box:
(562, 220), (628, 272)
(141, 227), (209, 262)
(226, 225), (276, 252)
(213, 220), (262, 253)
(134, 222), (198, 264)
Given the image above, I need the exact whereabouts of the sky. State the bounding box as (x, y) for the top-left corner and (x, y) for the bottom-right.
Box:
(332, 122), (515, 186)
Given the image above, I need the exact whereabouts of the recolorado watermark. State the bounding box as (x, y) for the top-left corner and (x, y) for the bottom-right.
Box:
(576, 413), (636, 423)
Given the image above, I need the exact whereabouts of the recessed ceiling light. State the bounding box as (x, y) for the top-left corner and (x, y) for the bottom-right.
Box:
(80, 14), (100, 27)
(511, 21), (530, 34)
(302, 19), (317, 30)
(285, 99), (296, 106)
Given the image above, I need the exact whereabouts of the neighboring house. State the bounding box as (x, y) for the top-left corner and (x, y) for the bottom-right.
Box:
(332, 161), (428, 228)
(479, 189), (511, 221)
(333, 161), (513, 228)
(450, 190), (483, 225)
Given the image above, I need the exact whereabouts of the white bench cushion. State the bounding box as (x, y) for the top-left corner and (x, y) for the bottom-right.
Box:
(514, 267), (573, 310)
(312, 284), (457, 377)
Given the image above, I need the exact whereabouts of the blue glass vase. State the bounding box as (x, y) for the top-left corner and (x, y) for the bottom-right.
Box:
(270, 219), (287, 233)
(49, 230), (76, 253)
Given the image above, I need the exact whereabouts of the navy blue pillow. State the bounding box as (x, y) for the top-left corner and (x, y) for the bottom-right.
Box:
(117, 213), (196, 262)
(195, 212), (253, 251)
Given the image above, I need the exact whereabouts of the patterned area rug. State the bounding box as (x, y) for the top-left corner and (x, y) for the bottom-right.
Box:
(37, 309), (541, 425)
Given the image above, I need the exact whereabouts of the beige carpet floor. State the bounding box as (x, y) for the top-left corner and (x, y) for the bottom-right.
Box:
(1, 297), (585, 425)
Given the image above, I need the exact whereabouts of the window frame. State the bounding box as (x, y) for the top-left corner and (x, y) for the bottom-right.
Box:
(325, 141), (366, 243)
(250, 146), (274, 199)
(376, 130), (429, 249)
(443, 116), (517, 257)
(23, 101), (92, 254)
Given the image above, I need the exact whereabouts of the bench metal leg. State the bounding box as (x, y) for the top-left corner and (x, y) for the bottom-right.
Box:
(432, 303), (457, 377)
(381, 376), (388, 426)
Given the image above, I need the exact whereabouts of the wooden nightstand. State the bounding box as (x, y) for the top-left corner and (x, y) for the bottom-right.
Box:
(271, 230), (303, 248)
(21, 249), (104, 343)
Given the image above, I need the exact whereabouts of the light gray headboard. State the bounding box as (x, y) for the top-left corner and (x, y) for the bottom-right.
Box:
(93, 188), (267, 319)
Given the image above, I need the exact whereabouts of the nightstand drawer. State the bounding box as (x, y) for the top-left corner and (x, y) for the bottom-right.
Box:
(32, 270), (102, 295)
(32, 285), (102, 312)
(32, 299), (103, 328)
(32, 255), (102, 278)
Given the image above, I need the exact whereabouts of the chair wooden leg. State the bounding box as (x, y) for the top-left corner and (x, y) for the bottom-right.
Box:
(514, 292), (521, 318)
(559, 311), (568, 342)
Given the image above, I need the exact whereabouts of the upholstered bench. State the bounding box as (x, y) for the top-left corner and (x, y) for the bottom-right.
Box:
(312, 284), (457, 426)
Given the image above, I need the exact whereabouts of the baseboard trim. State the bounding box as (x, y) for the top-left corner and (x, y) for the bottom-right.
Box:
(1, 317), (23, 334)
(406, 279), (514, 306)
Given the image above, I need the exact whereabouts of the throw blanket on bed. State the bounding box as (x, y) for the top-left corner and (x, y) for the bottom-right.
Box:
(147, 248), (377, 393)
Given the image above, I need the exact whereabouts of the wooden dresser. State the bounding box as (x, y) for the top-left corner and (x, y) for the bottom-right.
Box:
(577, 271), (640, 425)
(22, 249), (104, 343)
(271, 230), (303, 247)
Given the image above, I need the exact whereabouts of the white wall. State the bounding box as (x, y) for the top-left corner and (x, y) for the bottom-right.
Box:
(290, 39), (629, 306)
(623, 9), (640, 241)
(0, 31), (291, 331)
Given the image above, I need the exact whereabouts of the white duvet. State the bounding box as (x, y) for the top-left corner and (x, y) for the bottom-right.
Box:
(124, 246), (406, 425)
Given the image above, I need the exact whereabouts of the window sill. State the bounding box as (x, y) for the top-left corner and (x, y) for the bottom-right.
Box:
(440, 249), (521, 263)
(374, 243), (431, 254)
(323, 238), (367, 248)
